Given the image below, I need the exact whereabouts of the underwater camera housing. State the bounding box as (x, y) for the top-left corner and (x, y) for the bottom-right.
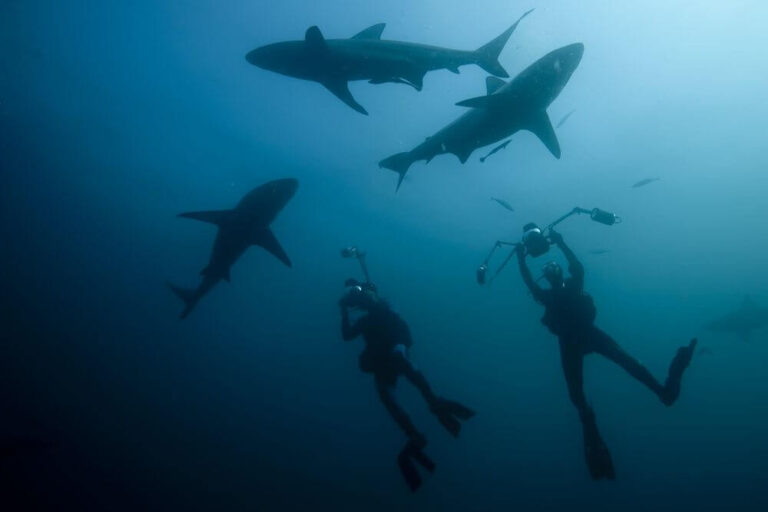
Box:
(341, 246), (372, 284)
(476, 206), (621, 285)
(522, 223), (550, 257)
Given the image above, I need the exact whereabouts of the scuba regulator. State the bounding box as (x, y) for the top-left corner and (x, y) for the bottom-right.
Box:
(476, 207), (621, 285)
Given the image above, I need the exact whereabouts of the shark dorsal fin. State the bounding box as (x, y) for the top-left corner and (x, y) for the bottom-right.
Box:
(352, 23), (385, 40)
(305, 26), (328, 50)
(486, 76), (506, 95)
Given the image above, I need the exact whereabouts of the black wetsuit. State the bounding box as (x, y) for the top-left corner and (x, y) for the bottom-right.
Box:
(341, 303), (438, 441)
(517, 237), (669, 479)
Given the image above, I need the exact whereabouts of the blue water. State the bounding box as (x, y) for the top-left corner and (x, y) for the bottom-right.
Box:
(2, 1), (768, 510)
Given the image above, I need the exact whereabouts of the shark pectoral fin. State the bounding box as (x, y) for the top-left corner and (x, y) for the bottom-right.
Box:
(322, 80), (368, 115)
(351, 23), (386, 40)
(178, 209), (232, 226)
(305, 26), (328, 51)
(455, 94), (497, 109)
(254, 228), (292, 267)
(525, 111), (561, 158)
(453, 148), (472, 164)
(485, 76), (506, 95)
(379, 152), (413, 191)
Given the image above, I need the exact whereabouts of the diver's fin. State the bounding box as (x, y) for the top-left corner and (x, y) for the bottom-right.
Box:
(582, 411), (615, 480)
(254, 228), (292, 267)
(662, 338), (697, 406)
(436, 412), (461, 437)
(379, 152), (413, 191)
(398, 448), (422, 492)
(322, 79), (368, 115)
(177, 209), (232, 226)
(486, 76), (506, 95)
(351, 23), (385, 40)
(167, 282), (197, 320)
(584, 435), (615, 480)
(441, 400), (475, 420)
(524, 111), (561, 158)
(473, 9), (534, 77)
(410, 448), (436, 473)
(305, 26), (328, 51)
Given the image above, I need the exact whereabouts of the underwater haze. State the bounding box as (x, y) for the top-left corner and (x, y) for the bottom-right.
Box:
(2, 0), (768, 510)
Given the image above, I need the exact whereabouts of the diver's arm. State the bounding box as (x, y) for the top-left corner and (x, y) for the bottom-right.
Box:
(517, 246), (546, 303)
(340, 306), (364, 341)
(551, 230), (584, 287)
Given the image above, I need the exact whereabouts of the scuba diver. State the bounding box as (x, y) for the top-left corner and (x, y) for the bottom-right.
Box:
(515, 227), (697, 480)
(339, 278), (475, 490)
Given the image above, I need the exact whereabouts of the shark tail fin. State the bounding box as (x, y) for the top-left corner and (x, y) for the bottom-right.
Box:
(167, 282), (197, 320)
(473, 9), (534, 77)
(379, 152), (413, 191)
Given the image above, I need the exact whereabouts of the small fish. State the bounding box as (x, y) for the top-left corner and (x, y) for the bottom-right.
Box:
(697, 346), (714, 357)
(589, 249), (610, 255)
(556, 109), (576, 128)
(491, 197), (515, 212)
(632, 177), (660, 188)
(479, 139), (511, 163)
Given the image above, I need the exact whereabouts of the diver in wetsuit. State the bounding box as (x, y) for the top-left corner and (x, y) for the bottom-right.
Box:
(339, 279), (474, 489)
(516, 229), (697, 480)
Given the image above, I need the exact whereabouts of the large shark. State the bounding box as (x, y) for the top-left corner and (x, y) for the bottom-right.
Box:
(168, 179), (298, 319)
(245, 10), (534, 115)
(705, 296), (768, 341)
(379, 43), (584, 190)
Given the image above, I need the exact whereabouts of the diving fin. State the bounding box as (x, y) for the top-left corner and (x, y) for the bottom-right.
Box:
(397, 439), (435, 492)
(582, 412), (615, 480)
(584, 436), (615, 480)
(431, 398), (475, 438)
(662, 338), (697, 406)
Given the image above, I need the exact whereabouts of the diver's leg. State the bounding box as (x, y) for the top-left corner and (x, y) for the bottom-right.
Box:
(589, 327), (666, 398)
(375, 374), (425, 446)
(395, 348), (475, 437)
(560, 339), (615, 480)
(394, 349), (439, 407)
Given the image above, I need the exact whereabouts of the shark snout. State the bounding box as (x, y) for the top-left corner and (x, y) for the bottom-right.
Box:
(245, 47), (269, 68)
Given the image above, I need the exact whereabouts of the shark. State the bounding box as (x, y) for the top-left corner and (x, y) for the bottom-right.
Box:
(245, 10), (534, 115)
(705, 296), (768, 341)
(379, 42), (584, 189)
(168, 178), (298, 319)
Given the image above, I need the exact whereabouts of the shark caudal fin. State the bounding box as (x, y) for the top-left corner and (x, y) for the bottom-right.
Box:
(167, 282), (198, 320)
(473, 9), (534, 77)
(379, 152), (414, 191)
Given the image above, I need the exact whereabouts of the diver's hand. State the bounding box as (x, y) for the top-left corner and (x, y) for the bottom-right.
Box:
(515, 243), (526, 259)
(549, 229), (563, 245)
